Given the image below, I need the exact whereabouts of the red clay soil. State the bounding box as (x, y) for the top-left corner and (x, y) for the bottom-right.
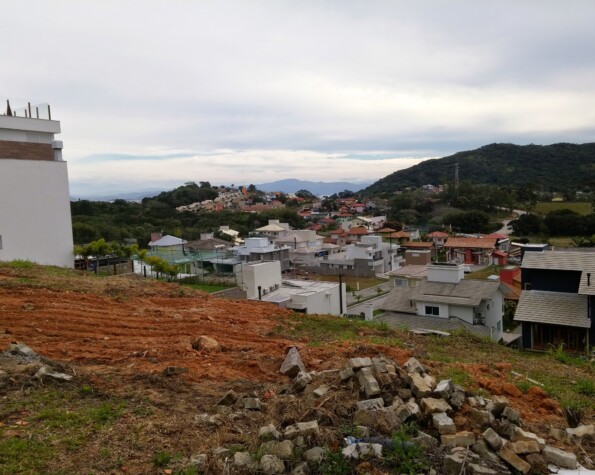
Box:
(0, 274), (411, 387)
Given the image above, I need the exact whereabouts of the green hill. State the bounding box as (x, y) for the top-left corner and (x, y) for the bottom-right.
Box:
(364, 143), (595, 194)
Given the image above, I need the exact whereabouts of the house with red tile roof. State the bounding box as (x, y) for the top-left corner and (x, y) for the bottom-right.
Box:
(444, 237), (497, 265)
(426, 231), (449, 247)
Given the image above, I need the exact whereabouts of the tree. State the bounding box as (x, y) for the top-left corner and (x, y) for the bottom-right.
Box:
(295, 189), (315, 200)
(443, 210), (490, 233)
(509, 213), (544, 236)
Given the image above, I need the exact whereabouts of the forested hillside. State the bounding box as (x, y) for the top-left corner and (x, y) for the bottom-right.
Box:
(71, 182), (305, 245)
(364, 143), (595, 194)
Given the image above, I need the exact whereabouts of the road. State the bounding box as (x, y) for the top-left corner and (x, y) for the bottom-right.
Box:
(494, 209), (526, 236)
(346, 281), (392, 316)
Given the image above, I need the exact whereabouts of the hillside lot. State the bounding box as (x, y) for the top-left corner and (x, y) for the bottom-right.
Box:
(0, 262), (592, 474)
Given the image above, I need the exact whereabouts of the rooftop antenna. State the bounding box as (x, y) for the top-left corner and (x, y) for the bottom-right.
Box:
(6, 100), (12, 116)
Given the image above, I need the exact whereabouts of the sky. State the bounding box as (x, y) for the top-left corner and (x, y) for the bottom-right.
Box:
(3, 1), (595, 196)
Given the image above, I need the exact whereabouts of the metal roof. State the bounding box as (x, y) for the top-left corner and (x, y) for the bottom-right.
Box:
(521, 250), (594, 272)
(514, 290), (590, 328)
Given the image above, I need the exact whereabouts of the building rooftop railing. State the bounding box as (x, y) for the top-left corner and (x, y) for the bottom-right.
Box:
(1, 98), (52, 120)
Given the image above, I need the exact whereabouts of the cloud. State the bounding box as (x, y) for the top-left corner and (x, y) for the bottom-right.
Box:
(2, 1), (595, 195)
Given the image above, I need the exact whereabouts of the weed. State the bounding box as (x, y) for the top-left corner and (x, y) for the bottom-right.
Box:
(441, 367), (471, 387)
(90, 402), (125, 425)
(383, 424), (428, 474)
(79, 385), (94, 396)
(515, 381), (532, 394)
(152, 451), (173, 468)
(6, 259), (34, 269)
(318, 450), (352, 474)
(576, 378), (595, 396)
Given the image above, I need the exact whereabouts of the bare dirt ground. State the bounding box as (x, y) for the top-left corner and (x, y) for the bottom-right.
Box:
(0, 264), (592, 474)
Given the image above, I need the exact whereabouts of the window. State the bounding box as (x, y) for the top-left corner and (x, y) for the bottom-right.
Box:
(425, 305), (439, 316)
(395, 278), (408, 287)
(497, 320), (502, 332)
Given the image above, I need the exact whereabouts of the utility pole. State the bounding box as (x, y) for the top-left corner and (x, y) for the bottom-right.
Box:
(455, 161), (459, 190)
(338, 273), (344, 315)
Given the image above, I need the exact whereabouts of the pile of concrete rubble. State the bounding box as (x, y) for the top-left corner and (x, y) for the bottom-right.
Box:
(193, 347), (593, 474)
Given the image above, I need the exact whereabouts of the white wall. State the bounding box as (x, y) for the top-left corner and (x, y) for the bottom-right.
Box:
(484, 290), (504, 341)
(416, 301), (449, 318)
(241, 261), (282, 299)
(448, 305), (474, 324)
(427, 264), (465, 283)
(286, 282), (345, 315)
(0, 159), (73, 267)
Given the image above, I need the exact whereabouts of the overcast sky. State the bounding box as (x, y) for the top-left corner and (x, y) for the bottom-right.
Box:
(4, 1), (595, 196)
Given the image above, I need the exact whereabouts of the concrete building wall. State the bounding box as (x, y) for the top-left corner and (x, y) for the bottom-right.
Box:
(0, 159), (73, 267)
(405, 250), (431, 266)
(449, 305), (474, 324)
(416, 301), (449, 319)
(241, 261), (282, 299)
(427, 263), (465, 283)
(484, 290), (504, 341)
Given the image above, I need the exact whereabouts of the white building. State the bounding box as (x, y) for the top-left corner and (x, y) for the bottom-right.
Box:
(381, 263), (504, 341)
(0, 102), (73, 267)
(241, 261), (282, 299)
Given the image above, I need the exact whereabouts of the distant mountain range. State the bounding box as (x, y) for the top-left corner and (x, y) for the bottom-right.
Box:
(71, 189), (165, 202)
(256, 179), (370, 196)
(363, 142), (595, 195)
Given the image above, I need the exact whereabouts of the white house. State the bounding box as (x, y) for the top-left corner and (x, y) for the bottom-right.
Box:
(381, 263), (504, 341)
(241, 261), (282, 299)
(0, 101), (73, 267)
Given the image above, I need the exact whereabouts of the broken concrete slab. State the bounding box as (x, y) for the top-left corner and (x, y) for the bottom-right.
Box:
(434, 379), (454, 398)
(217, 390), (238, 406)
(280, 347), (306, 378)
(420, 397), (452, 416)
(506, 440), (540, 455)
(404, 357), (425, 374)
(482, 427), (503, 451)
(342, 442), (382, 460)
(346, 357), (373, 371)
(313, 384), (329, 398)
(510, 427), (545, 450)
(356, 398), (384, 411)
(498, 446), (531, 474)
(284, 421), (319, 439)
(259, 424), (282, 441)
(242, 398), (261, 411)
(542, 445), (577, 469)
(356, 367), (381, 398)
(259, 454), (285, 474)
(432, 412), (456, 435)
(260, 440), (294, 459)
(441, 431), (476, 447)
(408, 372), (432, 398)
(291, 371), (312, 393)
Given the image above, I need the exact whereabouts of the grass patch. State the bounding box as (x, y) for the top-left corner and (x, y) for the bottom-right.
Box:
(0, 386), (126, 474)
(465, 265), (502, 280)
(181, 283), (233, 293)
(3, 259), (34, 269)
(441, 367), (472, 387)
(576, 378), (595, 397)
(273, 313), (404, 346)
(534, 201), (593, 216)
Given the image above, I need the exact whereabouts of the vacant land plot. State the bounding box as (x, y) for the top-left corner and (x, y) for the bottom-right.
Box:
(0, 262), (592, 474)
